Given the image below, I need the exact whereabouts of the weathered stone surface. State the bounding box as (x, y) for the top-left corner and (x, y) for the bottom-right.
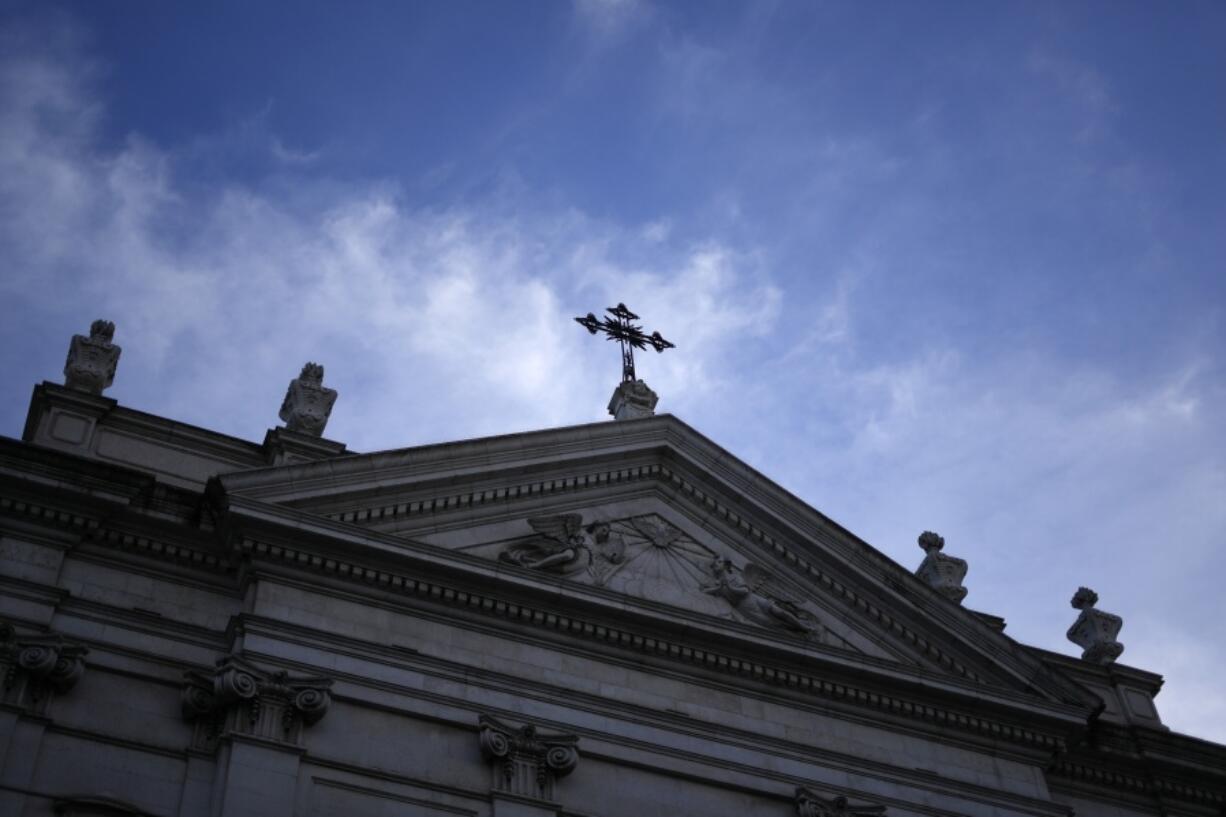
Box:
(914, 531), (968, 604)
(796, 787), (886, 816)
(278, 362), (337, 436)
(3, 353), (1224, 817)
(607, 379), (657, 420)
(182, 653), (333, 751)
(478, 713), (579, 801)
(63, 319), (121, 394)
(0, 621), (88, 714)
(1067, 587), (1125, 664)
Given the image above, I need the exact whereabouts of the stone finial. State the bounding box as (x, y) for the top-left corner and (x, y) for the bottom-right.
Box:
(182, 654), (333, 751)
(63, 319), (121, 394)
(796, 787), (887, 817)
(608, 379), (658, 421)
(0, 622), (89, 714)
(278, 362), (337, 437)
(1067, 586), (1124, 664)
(914, 531), (968, 604)
(478, 714), (579, 801)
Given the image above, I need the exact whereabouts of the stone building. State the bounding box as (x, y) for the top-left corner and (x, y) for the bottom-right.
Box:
(2, 321), (1224, 817)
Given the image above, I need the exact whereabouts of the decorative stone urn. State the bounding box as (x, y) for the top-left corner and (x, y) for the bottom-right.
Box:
(1067, 587), (1124, 664)
(63, 319), (121, 394)
(608, 379), (658, 420)
(914, 531), (968, 604)
(278, 362), (337, 437)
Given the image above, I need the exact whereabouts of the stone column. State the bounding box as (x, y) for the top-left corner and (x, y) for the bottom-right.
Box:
(0, 624), (89, 816)
(181, 654), (332, 817)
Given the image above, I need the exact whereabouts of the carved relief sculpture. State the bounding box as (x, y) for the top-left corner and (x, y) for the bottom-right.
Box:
(278, 362), (337, 437)
(701, 558), (816, 635)
(796, 787), (887, 817)
(63, 319), (121, 395)
(478, 714), (579, 801)
(182, 654), (333, 750)
(0, 622), (88, 714)
(914, 531), (968, 604)
(1066, 587), (1124, 664)
(498, 514), (821, 637)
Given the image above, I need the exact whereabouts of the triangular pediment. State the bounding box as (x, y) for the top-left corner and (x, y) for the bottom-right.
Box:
(213, 415), (1095, 709)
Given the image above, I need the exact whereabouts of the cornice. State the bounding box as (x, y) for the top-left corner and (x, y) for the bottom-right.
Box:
(217, 441), (1095, 711)
(220, 508), (1089, 756)
(233, 616), (1070, 817)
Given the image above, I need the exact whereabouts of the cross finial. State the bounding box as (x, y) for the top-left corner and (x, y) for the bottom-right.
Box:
(575, 303), (674, 383)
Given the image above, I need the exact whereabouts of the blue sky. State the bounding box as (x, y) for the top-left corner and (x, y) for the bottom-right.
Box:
(1, 1), (1224, 740)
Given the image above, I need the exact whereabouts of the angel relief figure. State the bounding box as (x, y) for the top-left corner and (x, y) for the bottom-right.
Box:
(499, 514), (591, 575)
(701, 558), (816, 636)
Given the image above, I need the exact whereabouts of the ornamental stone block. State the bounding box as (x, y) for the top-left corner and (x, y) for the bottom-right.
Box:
(796, 787), (886, 817)
(278, 362), (337, 437)
(608, 379), (658, 420)
(0, 622), (88, 715)
(182, 654), (332, 751)
(478, 714), (579, 801)
(1067, 587), (1125, 664)
(914, 531), (968, 604)
(63, 319), (121, 394)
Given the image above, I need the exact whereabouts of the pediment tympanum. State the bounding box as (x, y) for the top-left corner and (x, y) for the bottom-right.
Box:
(485, 512), (820, 638)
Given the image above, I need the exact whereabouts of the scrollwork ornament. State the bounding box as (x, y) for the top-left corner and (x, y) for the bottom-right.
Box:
(216, 666), (259, 702)
(17, 644), (58, 676)
(544, 744), (578, 776)
(293, 686), (331, 725)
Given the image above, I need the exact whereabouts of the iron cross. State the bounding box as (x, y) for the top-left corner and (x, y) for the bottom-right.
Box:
(575, 303), (675, 383)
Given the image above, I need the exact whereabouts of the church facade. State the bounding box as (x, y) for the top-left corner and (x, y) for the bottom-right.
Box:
(1, 321), (1224, 817)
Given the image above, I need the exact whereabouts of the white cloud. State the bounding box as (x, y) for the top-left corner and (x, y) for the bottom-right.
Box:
(0, 38), (779, 449)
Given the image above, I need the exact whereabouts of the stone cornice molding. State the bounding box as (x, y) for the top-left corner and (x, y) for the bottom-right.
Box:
(0, 621), (88, 714)
(478, 713), (579, 801)
(181, 653), (332, 751)
(226, 533), (1088, 758)
(212, 416), (1098, 711)
(218, 481), (1098, 713)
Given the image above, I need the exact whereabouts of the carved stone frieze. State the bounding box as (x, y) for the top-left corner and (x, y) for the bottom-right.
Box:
(796, 787), (887, 817)
(0, 622), (88, 714)
(914, 531), (968, 604)
(1067, 587), (1124, 664)
(478, 714), (579, 801)
(608, 379), (658, 420)
(498, 513), (821, 638)
(63, 319), (121, 394)
(182, 654), (332, 751)
(278, 362), (337, 437)
(701, 557), (817, 635)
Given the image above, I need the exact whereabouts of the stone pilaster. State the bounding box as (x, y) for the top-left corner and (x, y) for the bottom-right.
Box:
(278, 362), (337, 437)
(478, 714), (579, 803)
(914, 531), (968, 604)
(1067, 587), (1124, 664)
(63, 319), (121, 395)
(0, 622), (88, 716)
(181, 654), (332, 753)
(607, 379), (658, 421)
